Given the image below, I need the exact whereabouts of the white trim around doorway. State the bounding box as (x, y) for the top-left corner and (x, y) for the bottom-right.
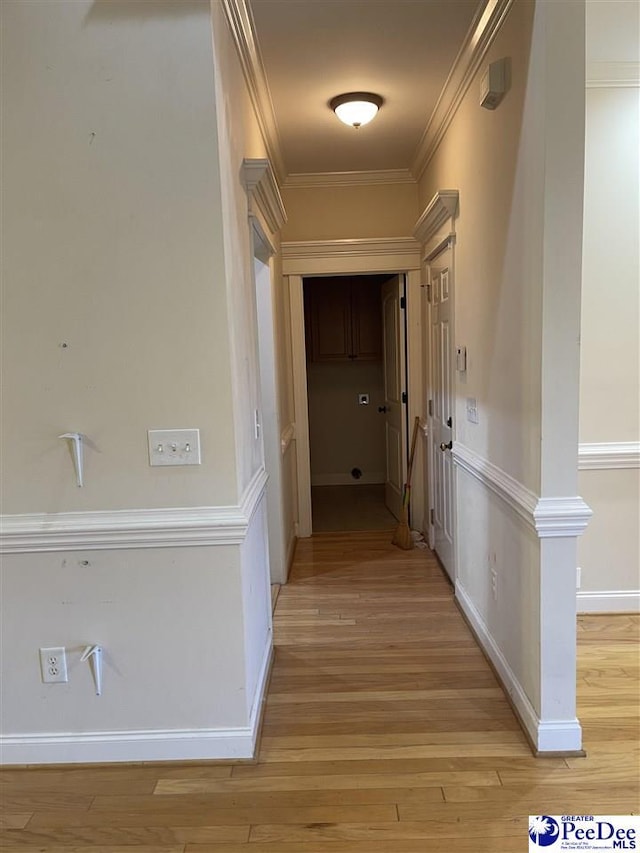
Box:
(284, 240), (422, 538)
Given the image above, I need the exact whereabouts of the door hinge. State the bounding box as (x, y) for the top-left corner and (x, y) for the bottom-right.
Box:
(430, 508), (435, 525)
(401, 391), (408, 404)
(426, 284), (432, 302)
(428, 399), (433, 416)
(400, 295), (406, 309)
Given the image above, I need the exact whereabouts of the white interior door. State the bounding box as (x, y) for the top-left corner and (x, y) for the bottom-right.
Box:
(429, 252), (455, 578)
(382, 275), (407, 520)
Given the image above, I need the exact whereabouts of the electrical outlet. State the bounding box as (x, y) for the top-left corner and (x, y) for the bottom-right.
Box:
(491, 567), (498, 601)
(466, 397), (479, 424)
(576, 566), (582, 590)
(40, 647), (68, 683)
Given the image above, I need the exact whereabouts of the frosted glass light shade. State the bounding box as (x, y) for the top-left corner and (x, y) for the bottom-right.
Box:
(330, 92), (383, 129)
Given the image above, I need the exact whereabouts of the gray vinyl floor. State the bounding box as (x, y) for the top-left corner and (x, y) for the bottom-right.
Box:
(311, 484), (397, 532)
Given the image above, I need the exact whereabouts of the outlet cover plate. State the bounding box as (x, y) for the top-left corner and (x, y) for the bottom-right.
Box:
(40, 647), (68, 683)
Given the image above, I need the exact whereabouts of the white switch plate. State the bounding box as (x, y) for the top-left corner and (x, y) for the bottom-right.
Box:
(148, 429), (201, 466)
(466, 397), (479, 424)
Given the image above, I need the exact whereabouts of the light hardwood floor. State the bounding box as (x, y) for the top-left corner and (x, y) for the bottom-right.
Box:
(2, 530), (639, 851)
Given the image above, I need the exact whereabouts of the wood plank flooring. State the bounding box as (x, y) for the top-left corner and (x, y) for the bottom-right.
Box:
(2, 530), (639, 851)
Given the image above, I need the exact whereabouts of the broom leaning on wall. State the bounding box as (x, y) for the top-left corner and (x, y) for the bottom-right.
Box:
(392, 415), (421, 550)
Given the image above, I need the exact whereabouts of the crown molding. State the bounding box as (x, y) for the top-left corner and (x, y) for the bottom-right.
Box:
(453, 443), (592, 538)
(411, 0), (515, 180)
(220, 0), (286, 183)
(413, 190), (460, 244)
(242, 158), (287, 235)
(283, 169), (417, 189)
(578, 442), (640, 470)
(0, 469), (268, 554)
(586, 62), (640, 89)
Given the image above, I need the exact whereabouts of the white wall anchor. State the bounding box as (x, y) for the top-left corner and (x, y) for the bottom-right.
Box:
(80, 644), (103, 695)
(59, 432), (85, 487)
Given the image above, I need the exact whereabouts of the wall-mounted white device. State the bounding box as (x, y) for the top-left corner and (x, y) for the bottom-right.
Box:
(59, 432), (85, 487)
(480, 58), (508, 110)
(81, 644), (103, 695)
(456, 346), (467, 372)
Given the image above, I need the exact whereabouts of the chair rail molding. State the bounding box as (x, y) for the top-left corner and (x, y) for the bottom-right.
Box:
(0, 468), (268, 554)
(453, 443), (592, 538)
(578, 441), (640, 470)
(586, 61), (640, 89)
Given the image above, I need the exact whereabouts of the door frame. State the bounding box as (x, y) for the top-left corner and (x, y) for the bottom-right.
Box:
(414, 190), (459, 571)
(282, 239), (423, 537)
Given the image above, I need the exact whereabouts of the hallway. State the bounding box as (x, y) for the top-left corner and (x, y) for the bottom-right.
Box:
(1, 532), (638, 851)
(311, 485), (397, 532)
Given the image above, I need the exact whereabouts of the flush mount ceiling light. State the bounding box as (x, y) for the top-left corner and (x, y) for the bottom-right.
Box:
(329, 92), (383, 129)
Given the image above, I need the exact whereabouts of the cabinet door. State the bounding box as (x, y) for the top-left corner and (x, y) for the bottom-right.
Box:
(351, 278), (382, 360)
(309, 279), (351, 361)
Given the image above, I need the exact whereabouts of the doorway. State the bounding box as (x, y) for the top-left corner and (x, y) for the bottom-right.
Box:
(283, 239), (424, 539)
(302, 273), (408, 533)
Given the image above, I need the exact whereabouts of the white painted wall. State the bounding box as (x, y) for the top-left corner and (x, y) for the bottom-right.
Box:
(308, 362), (386, 485)
(577, 0), (640, 611)
(0, 0), (276, 762)
(1, 545), (246, 734)
(281, 182), (420, 242)
(1, 0), (237, 514)
(417, 0), (587, 751)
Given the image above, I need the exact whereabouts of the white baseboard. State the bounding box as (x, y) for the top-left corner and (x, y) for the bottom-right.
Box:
(1, 640), (273, 767)
(311, 472), (385, 486)
(456, 582), (582, 753)
(577, 590), (640, 613)
(1, 726), (255, 766)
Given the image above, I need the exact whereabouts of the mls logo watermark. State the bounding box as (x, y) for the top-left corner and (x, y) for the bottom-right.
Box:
(529, 816), (639, 851)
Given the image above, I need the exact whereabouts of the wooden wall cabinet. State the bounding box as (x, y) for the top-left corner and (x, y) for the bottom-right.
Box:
(305, 278), (382, 363)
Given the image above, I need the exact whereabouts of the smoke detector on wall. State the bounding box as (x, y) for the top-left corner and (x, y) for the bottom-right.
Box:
(480, 58), (508, 110)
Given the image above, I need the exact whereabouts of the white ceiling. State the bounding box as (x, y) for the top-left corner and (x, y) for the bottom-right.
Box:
(248, 0), (483, 176)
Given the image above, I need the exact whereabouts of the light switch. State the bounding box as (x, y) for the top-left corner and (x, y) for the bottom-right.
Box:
(148, 429), (201, 466)
(358, 393), (370, 405)
(466, 398), (479, 424)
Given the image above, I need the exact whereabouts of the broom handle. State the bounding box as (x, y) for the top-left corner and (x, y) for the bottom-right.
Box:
(406, 416), (420, 489)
